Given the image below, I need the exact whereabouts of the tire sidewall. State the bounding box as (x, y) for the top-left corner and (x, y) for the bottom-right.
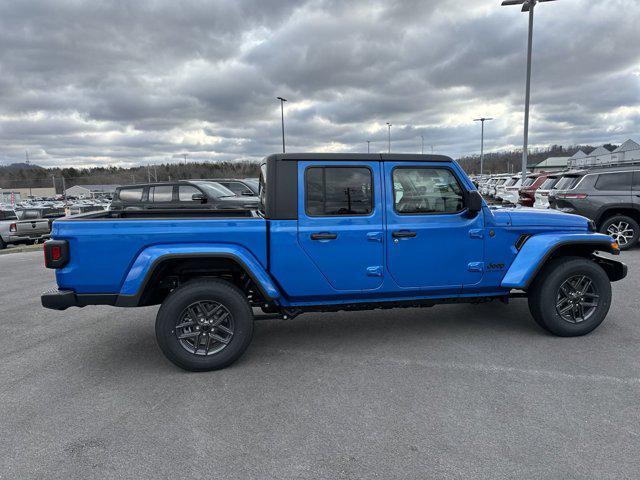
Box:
(601, 215), (639, 250)
(155, 280), (254, 371)
(536, 258), (611, 336)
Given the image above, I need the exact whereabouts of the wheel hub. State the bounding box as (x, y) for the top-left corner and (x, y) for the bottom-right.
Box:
(607, 221), (634, 246)
(555, 275), (600, 324)
(175, 300), (234, 356)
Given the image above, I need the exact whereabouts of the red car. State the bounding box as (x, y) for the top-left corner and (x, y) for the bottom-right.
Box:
(518, 172), (552, 207)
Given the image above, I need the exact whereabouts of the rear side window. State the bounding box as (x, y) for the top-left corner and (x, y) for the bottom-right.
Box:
(595, 173), (632, 191)
(149, 185), (174, 202)
(0, 211), (17, 220)
(539, 177), (558, 190)
(393, 168), (463, 214)
(305, 167), (373, 216)
(554, 176), (580, 190)
(118, 188), (143, 202)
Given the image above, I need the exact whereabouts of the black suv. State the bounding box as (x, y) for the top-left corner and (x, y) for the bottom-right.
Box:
(110, 181), (260, 211)
(549, 165), (640, 249)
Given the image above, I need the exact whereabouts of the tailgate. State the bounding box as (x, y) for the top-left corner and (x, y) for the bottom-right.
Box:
(16, 219), (50, 236)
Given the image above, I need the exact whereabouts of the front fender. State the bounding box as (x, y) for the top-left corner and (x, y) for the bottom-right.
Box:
(118, 243), (281, 301)
(501, 233), (617, 289)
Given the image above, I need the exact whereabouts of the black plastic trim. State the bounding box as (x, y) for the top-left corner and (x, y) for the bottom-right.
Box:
(41, 290), (118, 310)
(115, 252), (274, 307)
(523, 239), (619, 289)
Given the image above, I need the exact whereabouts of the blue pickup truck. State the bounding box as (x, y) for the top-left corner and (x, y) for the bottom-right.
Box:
(42, 154), (627, 371)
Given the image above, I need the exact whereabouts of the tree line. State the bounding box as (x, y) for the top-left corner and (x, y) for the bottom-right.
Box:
(0, 143), (619, 190)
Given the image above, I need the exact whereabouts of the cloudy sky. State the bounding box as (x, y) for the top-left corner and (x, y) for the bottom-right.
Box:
(0, 0), (638, 168)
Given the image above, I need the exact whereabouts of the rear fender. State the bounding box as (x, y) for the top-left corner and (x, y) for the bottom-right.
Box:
(118, 243), (281, 302)
(501, 233), (619, 289)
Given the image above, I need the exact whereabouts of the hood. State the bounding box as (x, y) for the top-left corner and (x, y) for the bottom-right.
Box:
(501, 207), (589, 229)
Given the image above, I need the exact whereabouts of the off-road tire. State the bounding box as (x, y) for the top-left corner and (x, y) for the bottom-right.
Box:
(155, 279), (254, 371)
(528, 256), (611, 336)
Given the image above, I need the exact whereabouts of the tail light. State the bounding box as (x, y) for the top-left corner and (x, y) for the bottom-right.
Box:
(557, 193), (588, 199)
(44, 240), (69, 269)
(9, 223), (16, 233)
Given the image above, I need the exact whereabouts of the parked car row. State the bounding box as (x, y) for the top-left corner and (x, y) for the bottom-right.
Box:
(474, 163), (640, 249)
(0, 178), (260, 249)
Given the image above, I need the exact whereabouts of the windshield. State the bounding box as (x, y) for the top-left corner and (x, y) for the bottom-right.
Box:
(553, 175), (580, 190)
(191, 181), (236, 199)
(539, 177), (558, 190)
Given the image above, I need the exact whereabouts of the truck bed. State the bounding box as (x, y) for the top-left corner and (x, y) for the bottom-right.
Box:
(52, 212), (267, 294)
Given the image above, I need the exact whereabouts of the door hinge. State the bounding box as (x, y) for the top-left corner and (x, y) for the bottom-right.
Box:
(467, 262), (484, 272)
(366, 266), (383, 277)
(366, 231), (383, 243)
(469, 229), (484, 239)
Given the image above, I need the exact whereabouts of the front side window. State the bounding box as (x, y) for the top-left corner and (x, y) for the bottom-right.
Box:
(595, 173), (632, 191)
(118, 188), (143, 202)
(393, 168), (463, 214)
(178, 185), (200, 202)
(306, 167), (373, 216)
(149, 185), (173, 202)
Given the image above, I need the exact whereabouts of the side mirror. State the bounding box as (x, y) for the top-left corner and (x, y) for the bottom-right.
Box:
(192, 193), (207, 203)
(465, 190), (483, 216)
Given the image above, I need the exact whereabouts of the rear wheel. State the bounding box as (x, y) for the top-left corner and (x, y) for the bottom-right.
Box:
(0, 238), (6, 250)
(155, 279), (254, 371)
(600, 215), (639, 250)
(528, 257), (611, 336)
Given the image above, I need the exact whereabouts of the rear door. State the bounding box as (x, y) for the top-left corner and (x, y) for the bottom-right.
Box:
(297, 161), (384, 291)
(146, 184), (175, 209)
(384, 162), (484, 291)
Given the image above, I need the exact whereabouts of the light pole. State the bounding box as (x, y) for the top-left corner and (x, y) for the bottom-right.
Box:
(276, 97), (287, 153)
(420, 135), (424, 154)
(473, 117), (494, 176)
(386, 123), (392, 153)
(366, 140), (371, 153)
(501, 0), (556, 183)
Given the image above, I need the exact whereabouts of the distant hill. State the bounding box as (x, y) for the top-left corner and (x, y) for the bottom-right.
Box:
(3, 162), (43, 170)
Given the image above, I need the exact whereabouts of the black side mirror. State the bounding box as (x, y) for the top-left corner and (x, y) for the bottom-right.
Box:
(465, 190), (483, 216)
(192, 193), (207, 204)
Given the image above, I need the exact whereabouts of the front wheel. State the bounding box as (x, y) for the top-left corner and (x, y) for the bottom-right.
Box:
(528, 257), (612, 336)
(155, 279), (254, 371)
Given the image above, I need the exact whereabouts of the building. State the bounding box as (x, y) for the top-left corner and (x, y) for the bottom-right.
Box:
(0, 190), (22, 205)
(530, 156), (571, 172)
(64, 184), (119, 199)
(612, 139), (640, 163)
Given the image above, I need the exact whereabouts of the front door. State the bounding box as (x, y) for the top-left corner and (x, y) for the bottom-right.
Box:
(384, 162), (484, 291)
(297, 161), (384, 291)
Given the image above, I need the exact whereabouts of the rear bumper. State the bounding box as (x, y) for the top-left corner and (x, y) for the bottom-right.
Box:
(41, 289), (117, 310)
(7, 233), (50, 244)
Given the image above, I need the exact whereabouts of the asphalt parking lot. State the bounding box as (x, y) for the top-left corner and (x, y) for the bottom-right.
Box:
(1, 250), (639, 479)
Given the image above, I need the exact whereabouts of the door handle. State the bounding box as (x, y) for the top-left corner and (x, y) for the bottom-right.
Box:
(392, 230), (417, 238)
(310, 232), (338, 240)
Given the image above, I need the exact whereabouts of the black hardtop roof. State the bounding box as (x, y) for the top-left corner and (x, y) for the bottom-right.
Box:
(264, 153), (453, 163)
(117, 180), (214, 189)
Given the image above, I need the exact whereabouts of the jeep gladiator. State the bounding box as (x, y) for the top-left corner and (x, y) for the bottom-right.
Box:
(41, 154), (627, 371)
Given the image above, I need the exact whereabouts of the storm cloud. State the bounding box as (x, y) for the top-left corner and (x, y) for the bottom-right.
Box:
(0, 0), (638, 167)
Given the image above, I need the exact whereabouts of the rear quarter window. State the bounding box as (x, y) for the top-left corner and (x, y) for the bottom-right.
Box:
(118, 188), (144, 202)
(595, 172), (632, 191)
